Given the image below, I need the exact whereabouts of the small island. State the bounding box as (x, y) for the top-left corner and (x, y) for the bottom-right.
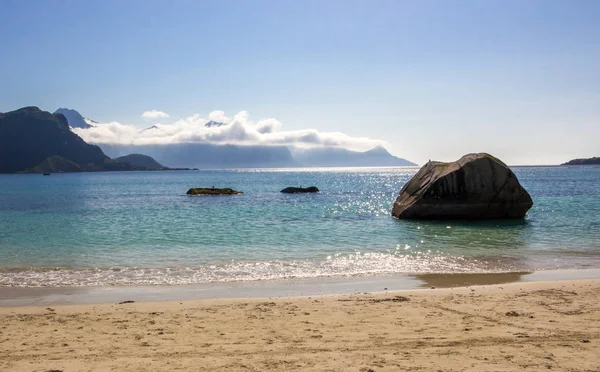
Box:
(187, 188), (243, 196)
(114, 154), (197, 171)
(561, 157), (600, 166)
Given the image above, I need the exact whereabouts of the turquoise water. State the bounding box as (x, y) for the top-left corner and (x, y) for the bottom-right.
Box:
(1, 166), (599, 286)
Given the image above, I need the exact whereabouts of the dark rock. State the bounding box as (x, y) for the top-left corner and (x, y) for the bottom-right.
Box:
(392, 153), (533, 219)
(187, 187), (243, 196)
(281, 186), (319, 193)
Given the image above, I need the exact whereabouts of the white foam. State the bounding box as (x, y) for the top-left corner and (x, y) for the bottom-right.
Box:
(0, 251), (524, 287)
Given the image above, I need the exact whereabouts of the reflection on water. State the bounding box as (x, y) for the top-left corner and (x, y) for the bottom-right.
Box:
(394, 218), (530, 256)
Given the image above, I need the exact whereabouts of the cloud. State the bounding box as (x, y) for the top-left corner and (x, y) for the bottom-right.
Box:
(208, 110), (230, 123)
(141, 110), (170, 120)
(74, 110), (385, 151)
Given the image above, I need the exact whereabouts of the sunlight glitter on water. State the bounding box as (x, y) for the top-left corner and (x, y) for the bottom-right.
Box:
(1, 166), (599, 287)
(0, 251), (526, 287)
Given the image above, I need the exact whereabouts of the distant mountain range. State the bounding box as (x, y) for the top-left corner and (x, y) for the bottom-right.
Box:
(561, 157), (600, 166)
(99, 143), (417, 169)
(0, 106), (418, 172)
(292, 145), (416, 167)
(101, 118), (417, 168)
(101, 143), (298, 169)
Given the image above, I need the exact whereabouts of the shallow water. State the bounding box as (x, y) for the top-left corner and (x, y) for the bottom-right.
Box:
(0, 166), (599, 286)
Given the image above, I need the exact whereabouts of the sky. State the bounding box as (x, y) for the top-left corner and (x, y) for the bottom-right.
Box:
(1, 0), (599, 165)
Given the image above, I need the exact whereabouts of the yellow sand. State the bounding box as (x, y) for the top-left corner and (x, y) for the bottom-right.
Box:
(1, 279), (599, 371)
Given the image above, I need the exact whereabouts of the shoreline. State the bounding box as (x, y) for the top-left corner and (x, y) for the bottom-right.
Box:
(1, 278), (599, 371)
(2, 268), (599, 307)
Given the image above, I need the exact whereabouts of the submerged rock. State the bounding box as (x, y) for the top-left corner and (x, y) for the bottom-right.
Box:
(187, 187), (243, 196)
(280, 186), (320, 193)
(391, 153), (533, 219)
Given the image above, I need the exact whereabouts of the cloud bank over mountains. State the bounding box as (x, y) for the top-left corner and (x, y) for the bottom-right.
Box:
(73, 110), (385, 151)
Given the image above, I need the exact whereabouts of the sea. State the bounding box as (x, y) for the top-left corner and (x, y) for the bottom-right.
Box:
(0, 166), (599, 287)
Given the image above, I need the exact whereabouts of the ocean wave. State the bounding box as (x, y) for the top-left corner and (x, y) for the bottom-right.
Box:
(0, 251), (525, 287)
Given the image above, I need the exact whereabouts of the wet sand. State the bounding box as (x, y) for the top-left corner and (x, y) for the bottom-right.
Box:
(2, 268), (600, 307)
(1, 278), (599, 371)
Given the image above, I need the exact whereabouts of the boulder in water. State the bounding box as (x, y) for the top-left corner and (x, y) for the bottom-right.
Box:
(187, 187), (243, 196)
(280, 186), (319, 193)
(391, 153), (533, 219)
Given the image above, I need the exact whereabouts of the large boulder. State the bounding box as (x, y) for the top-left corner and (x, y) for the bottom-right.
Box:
(391, 153), (533, 219)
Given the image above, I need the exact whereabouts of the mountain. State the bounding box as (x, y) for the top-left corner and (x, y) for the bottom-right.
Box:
(140, 125), (159, 133)
(98, 143), (416, 169)
(53, 108), (93, 129)
(0, 107), (144, 173)
(292, 145), (417, 167)
(561, 157), (600, 166)
(2, 106), (415, 172)
(114, 154), (166, 170)
(205, 121), (226, 128)
(55, 108), (413, 169)
(99, 143), (298, 169)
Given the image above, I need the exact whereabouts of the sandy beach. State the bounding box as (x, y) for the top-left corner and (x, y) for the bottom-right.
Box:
(0, 279), (599, 371)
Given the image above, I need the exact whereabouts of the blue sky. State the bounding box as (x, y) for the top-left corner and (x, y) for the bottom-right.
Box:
(1, 0), (599, 164)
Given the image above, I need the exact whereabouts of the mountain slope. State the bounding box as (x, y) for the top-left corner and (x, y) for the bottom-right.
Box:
(292, 145), (417, 167)
(115, 154), (166, 170)
(0, 107), (143, 173)
(29, 155), (83, 173)
(53, 108), (92, 129)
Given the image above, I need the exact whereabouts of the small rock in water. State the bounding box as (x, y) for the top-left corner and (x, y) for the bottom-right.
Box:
(280, 186), (319, 193)
(187, 187), (243, 195)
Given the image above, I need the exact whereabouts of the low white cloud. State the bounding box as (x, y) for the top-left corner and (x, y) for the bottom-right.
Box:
(141, 110), (170, 120)
(208, 110), (230, 123)
(74, 110), (384, 151)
